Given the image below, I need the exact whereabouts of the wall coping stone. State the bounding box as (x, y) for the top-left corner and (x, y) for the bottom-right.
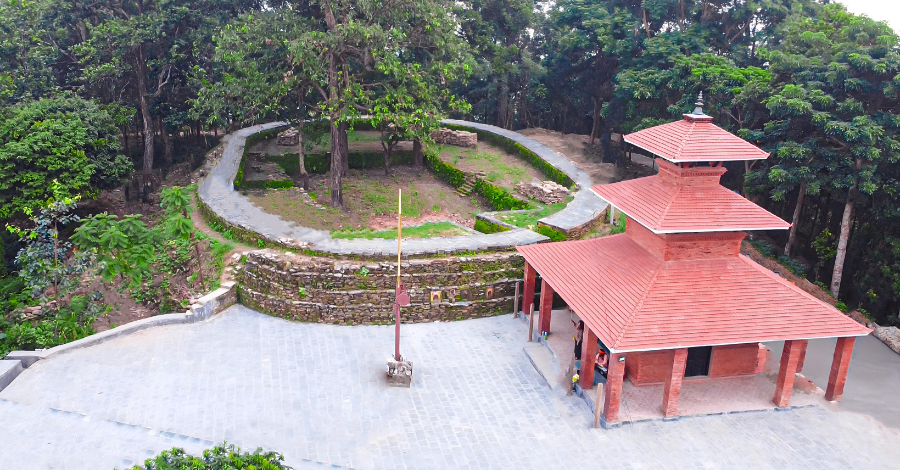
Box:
(0, 359), (24, 392)
(198, 119), (614, 254)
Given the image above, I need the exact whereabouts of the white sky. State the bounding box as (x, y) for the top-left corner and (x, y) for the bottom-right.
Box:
(837, 0), (900, 32)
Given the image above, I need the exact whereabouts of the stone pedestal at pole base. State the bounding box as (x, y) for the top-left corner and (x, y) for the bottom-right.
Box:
(387, 356), (413, 387)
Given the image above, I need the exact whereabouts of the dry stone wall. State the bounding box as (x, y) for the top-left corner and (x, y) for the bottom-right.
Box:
(431, 128), (478, 147)
(236, 250), (524, 324)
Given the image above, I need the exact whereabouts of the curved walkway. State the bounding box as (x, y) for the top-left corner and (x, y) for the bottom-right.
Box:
(198, 121), (607, 256)
(2, 305), (899, 469)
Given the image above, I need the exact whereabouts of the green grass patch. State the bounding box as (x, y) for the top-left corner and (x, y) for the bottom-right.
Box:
(498, 198), (571, 228)
(332, 221), (469, 240)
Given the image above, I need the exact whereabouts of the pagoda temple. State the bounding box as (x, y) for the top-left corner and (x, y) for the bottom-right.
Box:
(516, 96), (871, 428)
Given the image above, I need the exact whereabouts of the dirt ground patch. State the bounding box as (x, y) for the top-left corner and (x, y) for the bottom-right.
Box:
(518, 128), (655, 183)
(246, 165), (488, 232)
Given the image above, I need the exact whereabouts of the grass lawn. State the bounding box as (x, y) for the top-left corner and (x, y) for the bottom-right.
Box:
(496, 197), (572, 228)
(438, 142), (546, 192)
(332, 221), (470, 240)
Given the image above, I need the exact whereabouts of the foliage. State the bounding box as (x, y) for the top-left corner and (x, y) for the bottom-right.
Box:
(71, 213), (161, 284)
(123, 443), (290, 470)
(0, 94), (132, 218)
(536, 224), (566, 242)
(474, 218), (511, 234)
(0, 294), (103, 357)
(498, 201), (569, 229)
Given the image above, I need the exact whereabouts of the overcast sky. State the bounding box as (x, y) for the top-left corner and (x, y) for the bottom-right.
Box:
(838, 0), (900, 32)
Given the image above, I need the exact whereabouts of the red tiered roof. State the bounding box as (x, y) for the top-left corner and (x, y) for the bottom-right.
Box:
(516, 234), (870, 352)
(624, 114), (769, 163)
(591, 160), (790, 233)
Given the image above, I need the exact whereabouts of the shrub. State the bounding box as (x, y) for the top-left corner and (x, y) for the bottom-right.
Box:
(122, 443), (290, 470)
(474, 218), (511, 234)
(536, 224), (566, 241)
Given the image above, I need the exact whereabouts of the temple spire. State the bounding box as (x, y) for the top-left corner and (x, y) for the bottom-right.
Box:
(692, 91), (705, 115)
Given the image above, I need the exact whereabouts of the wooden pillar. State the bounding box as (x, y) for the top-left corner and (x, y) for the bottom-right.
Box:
(796, 340), (809, 373)
(602, 353), (626, 426)
(523, 262), (536, 315)
(579, 327), (599, 389)
(661, 348), (688, 418)
(773, 339), (807, 407)
(825, 337), (856, 402)
(538, 279), (554, 336)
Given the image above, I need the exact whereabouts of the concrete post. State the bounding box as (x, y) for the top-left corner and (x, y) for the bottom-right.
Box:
(825, 337), (856, 402)
(773, 339), (807, 407)
(661, 348), (688, 417)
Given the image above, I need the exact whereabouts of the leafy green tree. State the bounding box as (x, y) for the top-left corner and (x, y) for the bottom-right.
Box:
(754, 4), (900, 298)
(0, 94), (132, 218)
(160, 186), (205, 287)
(71, 213), (161, 284)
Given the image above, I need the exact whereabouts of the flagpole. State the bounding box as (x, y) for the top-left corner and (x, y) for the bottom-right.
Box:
(395, 188), (402, 361)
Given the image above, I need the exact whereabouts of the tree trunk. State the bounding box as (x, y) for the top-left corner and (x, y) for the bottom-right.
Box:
(340, 121), (349, 177)
(413, 139), (424, 169)
(785, 181), (806, 257)
(135, 45), (154, 178)
(330, 120), (344, 207)
(383, 141), (391, 176)
(159, 117), (172, 167)
(590, 97), (602, 145)
(830, 187), (855, 298)
(297, 120), (309, 191)
(497, 76), (509, 129)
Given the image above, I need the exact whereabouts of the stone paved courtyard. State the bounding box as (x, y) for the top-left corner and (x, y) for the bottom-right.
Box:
(2, 305), (900, 470)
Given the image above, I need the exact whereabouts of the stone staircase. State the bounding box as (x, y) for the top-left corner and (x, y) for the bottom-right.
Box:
(456, 172), (483, 197)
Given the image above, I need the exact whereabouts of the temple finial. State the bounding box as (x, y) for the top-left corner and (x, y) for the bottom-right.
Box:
(692, 91), (704, 115)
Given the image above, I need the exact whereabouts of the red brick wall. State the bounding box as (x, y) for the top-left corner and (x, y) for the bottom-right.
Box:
(709, 343), (759, 377)
(627, 343), (758, 385)
(626, 350), (674, 385)
(625, 217), (745, 261)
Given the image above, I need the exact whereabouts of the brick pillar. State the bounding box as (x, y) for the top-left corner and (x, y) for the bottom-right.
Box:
(523, 262), (536, 315)
(661, 348), (688, 418)
(538, 279), (554, 336)
(603, 353), (626, 425)
(825, 337), (856, 402)
(579, 327), (599, 389)
(773, 339), (807, 407)
(796, 340), (809, 373)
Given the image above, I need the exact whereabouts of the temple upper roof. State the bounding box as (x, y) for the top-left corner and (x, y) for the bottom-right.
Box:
(591, 159), (790, 233)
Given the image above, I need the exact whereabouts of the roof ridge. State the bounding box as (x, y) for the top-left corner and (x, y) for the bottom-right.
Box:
(612, 257), (666, 349)
(655, 177), (681, 229)
(673, 119), (694, 160)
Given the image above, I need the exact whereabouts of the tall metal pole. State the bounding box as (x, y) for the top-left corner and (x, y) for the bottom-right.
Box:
(395, 188), (402, 361)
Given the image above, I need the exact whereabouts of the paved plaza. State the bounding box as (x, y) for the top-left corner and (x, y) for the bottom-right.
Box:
(2, 305), (900, 469)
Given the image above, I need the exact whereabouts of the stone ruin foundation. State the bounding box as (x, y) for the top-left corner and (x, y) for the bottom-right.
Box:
(277, 127), (301, 146)
(515, 180), (571, 204)
(432, 128), (478, 147)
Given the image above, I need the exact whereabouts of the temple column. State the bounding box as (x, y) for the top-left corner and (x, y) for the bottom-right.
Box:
(825, 337), (856, 402)
(773, 339), (807, 407)
(538, 279), (554, 337)
(523, 262), (536, 315)
(661, 348), (688, 418)
(579, 327), (599, 389)
(602, 353), (626, 426)
(796, 340), (809, 373)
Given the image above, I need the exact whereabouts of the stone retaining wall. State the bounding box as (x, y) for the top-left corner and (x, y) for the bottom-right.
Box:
(235, 250), (523, 324)
(432, 128), (478, 147)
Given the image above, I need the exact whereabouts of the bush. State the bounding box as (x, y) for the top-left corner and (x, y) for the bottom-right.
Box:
(536, 224), (566, 241)
(474, 218), (511, 234)
(122, 443), (290, 470)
